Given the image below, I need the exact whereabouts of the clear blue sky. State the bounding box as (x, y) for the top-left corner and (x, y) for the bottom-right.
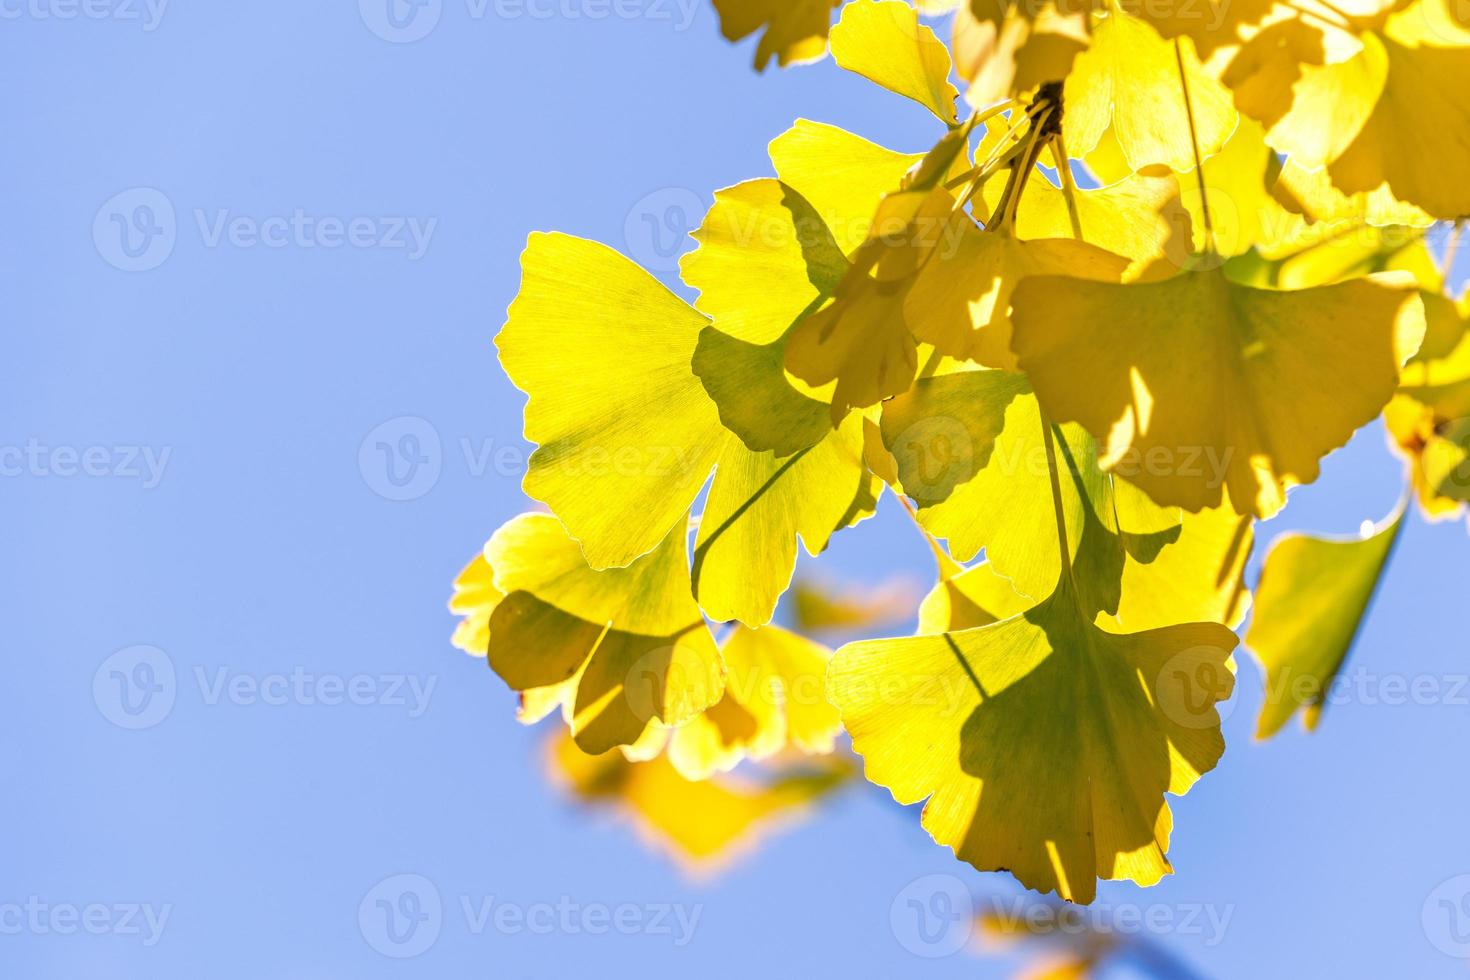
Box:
(5, 4), (1470, 977)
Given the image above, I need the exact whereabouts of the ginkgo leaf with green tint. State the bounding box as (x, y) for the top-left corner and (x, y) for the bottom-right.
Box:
(1248, 503), (1406, 738)
(499, 232), (727, 569)
(682, 122), (928, 451)
(881, 370), (1179, 604)
(1011, 268), (1426, 516)
(502, 231), (880, 623)
(1099, 506), (1255, 632)
(828, 575), (1238, 904)
(791, 574), (917, 634)
(682, 179), (848, 347)
(915, 529), (1037, 633)
(783, 125), (976, 420)
(484, 513), (725, 756)
(693, 414), (870, 625)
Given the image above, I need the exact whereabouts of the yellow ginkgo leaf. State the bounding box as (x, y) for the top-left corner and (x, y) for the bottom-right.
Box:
(881, 370), (1179, 604)
(880, 367), (1030, 508)
(1011, 268), (1426, 516)
(783, 125), (976, 420)
(547, 732), (851, 870)
(769, 119), (925, 257)
(725, 624), (845, 754)
(1064, 13), (1238, 174)
(693, 414), (869, 624)
(784, 270), (921, 422)
(1272, 155), (1433, 232)
(665, 623), (845, 777)
(681, 123), (933, 452)
(951, 0), (1091, 107)
(1080, 126), (1136, 184)
(448, 547), (504, 656)
(916, 543), (1037, 633)
(682, 179), (848, 346)
(484, 513), (725, 755)
(681, 178), (846, 456)
(905, 215), (1130, 368)
(828, 0), (960, 122)
(827, 575), (1239, 903)
(990, 167), (1193, 283)
(1100, 506), (1256, 632)
(1176, 117), (1297, 259)
(712, 0), (844, 70)
(502, 232), (877, 620)
(1263, 19), (1470, 220)
(1268, 224), (1427, 290)
(499, 232), (728, 569)
(448, 549), (589, 730)
(1248, 503), (1406, 738)
(1214, 17), (1332, 131)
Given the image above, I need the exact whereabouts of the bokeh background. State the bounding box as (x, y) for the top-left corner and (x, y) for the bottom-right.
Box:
(6, 2), (1470, 976)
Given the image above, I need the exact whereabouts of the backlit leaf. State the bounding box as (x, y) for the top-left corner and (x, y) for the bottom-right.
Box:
(829, 0), (960, 123)
(484, 513), (724, 755)
(828, 575), (1238, 903)
(1248, 503), (1406, 738)
(1011, 268), (1426, 516)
